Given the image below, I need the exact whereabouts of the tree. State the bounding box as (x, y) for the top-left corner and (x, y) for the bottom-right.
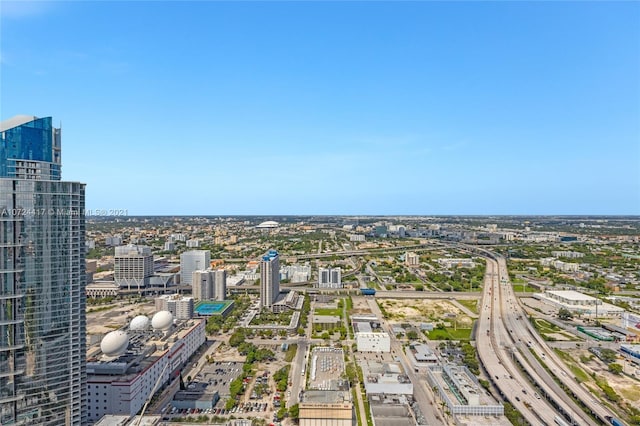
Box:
(344, 363), (357, 385)
(225, 397), (236, 410)
(229, 377), (244, 398)
(407, 330), (419, 340)
(608, 363), (623, 375)
(229, 328), (247, 347)
(276, 406), (287, 420)
(557, 308), (573, 320)
(600, 348), (618, 364)
(288, 404), (300, 420)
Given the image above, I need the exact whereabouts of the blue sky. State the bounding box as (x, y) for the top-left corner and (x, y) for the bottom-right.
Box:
(2, 1), (639, 215)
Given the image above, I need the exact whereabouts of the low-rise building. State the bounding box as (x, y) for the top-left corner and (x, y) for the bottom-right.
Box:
(361, 361), (412, 396)
(356, 332), (390, 353)
(621, 344), (640, 365)
(426, 365), (503, 416)
(406, 343), (439, 371)
(173, 384), (219, 410)
(534, 290), (625, 317)
(540, 258), (580, 272)
(300, 347), (352, 426)
(86, 281), (120, 298)
(436, 258), (476, 268)
(312, 315), (342, 331)
(86, 317), (205, 423)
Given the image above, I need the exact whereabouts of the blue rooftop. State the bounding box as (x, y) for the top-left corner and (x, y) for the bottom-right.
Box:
(263, 249), (278, 261)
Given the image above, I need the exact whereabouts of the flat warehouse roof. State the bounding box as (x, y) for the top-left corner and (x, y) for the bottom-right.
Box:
(547, 290), (597, 301)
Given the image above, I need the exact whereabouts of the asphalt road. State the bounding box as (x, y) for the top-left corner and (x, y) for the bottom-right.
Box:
(496, 257), (615, 424)
(476, 258), (561, 425)
(365, 297), (444, 426)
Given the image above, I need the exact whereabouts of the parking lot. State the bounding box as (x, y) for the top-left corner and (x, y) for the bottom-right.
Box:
(167, 402), (270, 417)
(199, 361), (244, 400)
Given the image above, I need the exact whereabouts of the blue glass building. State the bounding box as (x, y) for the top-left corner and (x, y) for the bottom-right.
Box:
(0, 116), (86, 425)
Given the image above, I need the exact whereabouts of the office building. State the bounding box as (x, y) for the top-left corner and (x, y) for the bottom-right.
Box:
(114, 245), (154, 289)
(192, 269), (226, 301)
(180, 250), (210, 285)
(260, 249), (280, 309)
(317, 267), (342, 289)
(0, 115), (86, 425)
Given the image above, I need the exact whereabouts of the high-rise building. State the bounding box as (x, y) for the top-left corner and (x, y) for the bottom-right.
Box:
(260, 249), (280, 309)
(192, 269), (226, 301)
(317, 267), (342, 288)
(114, 244), (153, 289)
(212, 269), (226, 300)
(0, 115), (86, 425)
(180, 250), (210, 285)
(155, 294), (194, 320)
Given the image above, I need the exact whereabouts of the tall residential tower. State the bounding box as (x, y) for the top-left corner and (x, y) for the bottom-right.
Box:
(192, 269), (226, 301)
(260, 249), (280, 309)
(0, 116), (86, 425)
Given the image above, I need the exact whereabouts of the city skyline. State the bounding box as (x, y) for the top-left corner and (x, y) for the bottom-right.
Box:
(2, 1), (639, 215)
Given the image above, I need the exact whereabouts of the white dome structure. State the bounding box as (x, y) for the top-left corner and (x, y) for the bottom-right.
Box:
(100, 331), (129, 357)
(256, 220), (278, 229)
(129, 315), (150, 331)
(151, 311), (173, 330)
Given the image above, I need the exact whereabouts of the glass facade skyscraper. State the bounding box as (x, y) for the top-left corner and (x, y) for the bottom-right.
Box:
(0, 116), (86, 425)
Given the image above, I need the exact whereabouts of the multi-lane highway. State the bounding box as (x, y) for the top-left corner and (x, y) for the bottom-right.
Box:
(474, 247), (620, 426)
(493, 256), (617, 425)
(477, 258), (563, 425)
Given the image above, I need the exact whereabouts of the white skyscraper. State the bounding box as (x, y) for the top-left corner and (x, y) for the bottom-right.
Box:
(260, 249), (280, 309)
(180, 250), (211, 285)
(318, 267), (342, 288)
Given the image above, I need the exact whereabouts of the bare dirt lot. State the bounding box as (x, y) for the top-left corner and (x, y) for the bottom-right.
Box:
(86, 300), (156, 336)
(571, 349), (640, 411)
(378, 299), (474, 327)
